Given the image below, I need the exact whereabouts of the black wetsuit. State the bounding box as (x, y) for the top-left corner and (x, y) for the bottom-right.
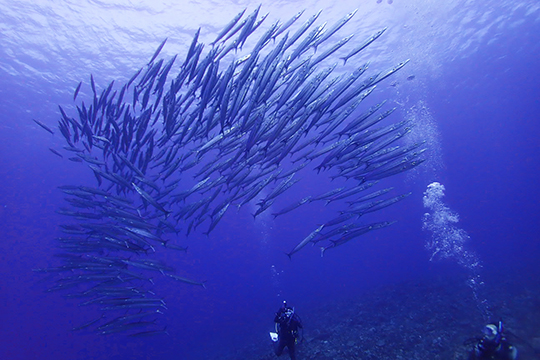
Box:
(468, 337), (517, 360)
(274, 307), (302, 360)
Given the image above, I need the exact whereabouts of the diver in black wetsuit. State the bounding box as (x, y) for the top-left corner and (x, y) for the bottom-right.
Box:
(467, 321), (518, 360)
(274, 301), (303, 360)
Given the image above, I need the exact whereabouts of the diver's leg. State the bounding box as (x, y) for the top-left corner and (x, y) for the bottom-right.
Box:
(275, 338), (286, 357)
(288, 338), (296, 360)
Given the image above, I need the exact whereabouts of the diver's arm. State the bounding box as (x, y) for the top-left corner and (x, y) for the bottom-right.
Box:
(294, 315), (303, 328)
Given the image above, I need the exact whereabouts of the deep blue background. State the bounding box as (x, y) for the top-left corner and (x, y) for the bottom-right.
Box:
(1, 1), (539, 359)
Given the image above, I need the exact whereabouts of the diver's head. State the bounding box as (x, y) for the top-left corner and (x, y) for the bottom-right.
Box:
(284, 307), (294, 318)
(483, 324), (499, 342)
(282, 300), (287, 308)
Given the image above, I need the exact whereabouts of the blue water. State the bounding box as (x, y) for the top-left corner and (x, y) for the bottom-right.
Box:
(1, 1), (539, 359)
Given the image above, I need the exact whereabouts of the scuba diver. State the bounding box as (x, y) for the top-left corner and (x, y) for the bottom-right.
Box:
(467, 320), (518, 360)
(271, 301), (303, 360)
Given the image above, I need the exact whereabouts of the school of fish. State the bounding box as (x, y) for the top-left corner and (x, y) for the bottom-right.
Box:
(34, 7), (426, 336)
